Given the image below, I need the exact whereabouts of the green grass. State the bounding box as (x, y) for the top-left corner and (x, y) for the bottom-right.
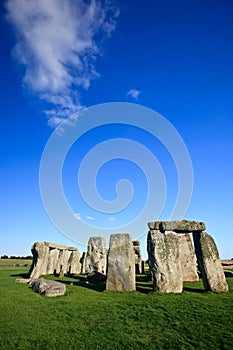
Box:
(0, 258), (32, 268)
(0, 264), (233, 350)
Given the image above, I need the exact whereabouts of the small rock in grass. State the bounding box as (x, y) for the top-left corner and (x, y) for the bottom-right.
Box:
(31, 278), (66, 297)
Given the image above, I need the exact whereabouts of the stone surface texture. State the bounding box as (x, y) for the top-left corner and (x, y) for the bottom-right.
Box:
(56, 249), (69, 277)
(147, 230), (183, 293)
(29, 242), (80, 279)
(80, 252), (87, 274)
(68, 250), (81, 275)
(85, 237), (107, 275)
(193, 231), (228, 292)
(47, 248), (58, 275)
(29, 242), (49, 279)
(148, 220), (206, 233)
(31, 278), (66, 297)
(178, 233), (199, 282)
(106, 234), (135, 291)
(132, 240), (143, 274)
(15, 278), (31, 284)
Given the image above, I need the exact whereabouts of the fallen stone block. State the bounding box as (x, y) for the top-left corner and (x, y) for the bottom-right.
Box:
(31, 278), (66, 297)
(15, 278), (31, 284)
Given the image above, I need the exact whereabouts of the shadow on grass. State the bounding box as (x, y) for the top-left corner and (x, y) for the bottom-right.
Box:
(136, 283), (153, 294)
(183, 286), (206, 293)
(10, 272), (208, 294)
(10, 272), (29, 279)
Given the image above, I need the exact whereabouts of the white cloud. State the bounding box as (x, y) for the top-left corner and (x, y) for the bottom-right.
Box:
(86, 216), (95, 220)
(127, 89), (141, 100)
(6, 0), (119, 126)
(109, 217), (116, 221)
(74, 213), (81, 220)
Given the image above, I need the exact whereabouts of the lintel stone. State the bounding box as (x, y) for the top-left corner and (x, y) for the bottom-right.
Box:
(148, 220), (206, 233)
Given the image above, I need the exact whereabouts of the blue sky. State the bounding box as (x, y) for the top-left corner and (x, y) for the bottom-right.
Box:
(0, 0), (232, 259)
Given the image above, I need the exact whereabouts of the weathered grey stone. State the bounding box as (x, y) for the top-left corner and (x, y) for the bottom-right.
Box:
(44, 242), (77, 251)
(178, 233), (199, 282)
(29, 241), (81, 278)
(47, 248), (58, 275)
(56, 249), (69, 277)
(193, 231), (228, 292)
(148, 220), (206, 233)
(31, 278), (66, 297)
(68, 250), (81, 275)
(80, 252), (87, 274)
(15, 278), (31, 284)
(132, 240), (143, 274)
(85, 237), (107, 275)
(29, 242), (50, 279)
(147, 230), (183, 293)
(106, 233), (135, 291)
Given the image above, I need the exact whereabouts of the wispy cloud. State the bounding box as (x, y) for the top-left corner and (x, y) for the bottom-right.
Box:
(127, 89), (141, 100)
(86, 216), (95, 221)
(109, 216), (116, 221)
(6, 0), (119, 126)
(74, 213), (82, 220)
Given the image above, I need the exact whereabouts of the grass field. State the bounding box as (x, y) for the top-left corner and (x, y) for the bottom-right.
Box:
(0, 261), (233, 350)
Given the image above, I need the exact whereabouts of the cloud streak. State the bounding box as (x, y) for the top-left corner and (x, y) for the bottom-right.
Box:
(6, 0), (119, 126)
(127, 89), (141, 100)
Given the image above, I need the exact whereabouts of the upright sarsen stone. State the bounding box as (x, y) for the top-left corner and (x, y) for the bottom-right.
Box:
(80, 252), (87, 274)
(147, 230), (183, 293)
(179, 233), (199, 282)
(68, 250), (81, 275)
(47, 248), (58, 275)
(132, 240), (143, 274)
(106, 234), (135, 291)
(56, 249), (69, 277)
(85, 237), (107, 275)
(29, 242), (49, 279)
(193, 231), (228, 292)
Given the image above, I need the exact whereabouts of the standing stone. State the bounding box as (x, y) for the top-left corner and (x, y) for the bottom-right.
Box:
(68, 250), (81, 275)
(132, 240), (143, 274)
(85, 237), (107, 275)
(106, 233), (135, 291)
(47, 248), (58, 275)
(147, 230), (183, 293)
(193, 231), (228, 292)
(29, 242), (50, 279)
(178, 233), (199, 282)
(56, 249), (69, 277)
(80, 252), (87, 274)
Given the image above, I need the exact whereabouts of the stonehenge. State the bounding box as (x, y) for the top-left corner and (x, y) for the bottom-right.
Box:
(27, 220), (228, 294)
(29, 242), (81, 279)
(147, 220), (228, 293)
